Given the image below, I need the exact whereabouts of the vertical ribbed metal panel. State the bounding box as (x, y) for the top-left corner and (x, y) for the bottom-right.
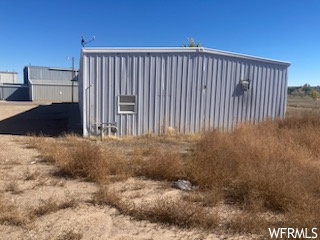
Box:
(80, 49), (289, 136)
(30, 82), (78, 102)
(27, 66), (79, 102)
(0, 72), (18, 84)
(28, 66), (78, 81)
(0, 84), (29, 101)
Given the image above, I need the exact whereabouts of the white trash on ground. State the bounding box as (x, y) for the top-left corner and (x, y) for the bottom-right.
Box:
(173, 180), (196, 191)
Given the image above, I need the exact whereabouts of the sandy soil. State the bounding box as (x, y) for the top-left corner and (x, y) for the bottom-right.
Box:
(0, 134), (249, 240)
(0, 101), (262, 239)
(1, 97), (319, 239)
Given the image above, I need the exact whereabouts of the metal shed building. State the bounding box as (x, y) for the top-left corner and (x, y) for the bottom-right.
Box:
(0, 83), (29, 101)
(0, 71), (18, 84)
(79, 47), (290, 137)
(25, 66), (79, 102)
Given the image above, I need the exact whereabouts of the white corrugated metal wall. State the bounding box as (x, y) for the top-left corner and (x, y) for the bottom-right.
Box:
(80, 48), (289, 136)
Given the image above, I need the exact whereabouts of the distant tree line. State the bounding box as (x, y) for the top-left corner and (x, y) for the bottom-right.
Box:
(288, 84), (320, 99)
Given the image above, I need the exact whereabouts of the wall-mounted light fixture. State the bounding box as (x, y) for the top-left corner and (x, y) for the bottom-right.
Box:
(240, 79), (250, 91)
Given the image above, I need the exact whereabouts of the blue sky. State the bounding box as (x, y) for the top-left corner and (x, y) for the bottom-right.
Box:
(0, 0), (319, 86)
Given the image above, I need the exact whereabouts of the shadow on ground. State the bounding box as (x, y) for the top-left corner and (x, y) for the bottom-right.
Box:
(0, 103), (82, 136)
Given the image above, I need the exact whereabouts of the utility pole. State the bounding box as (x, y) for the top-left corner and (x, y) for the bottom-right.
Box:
(71, 56), (75, 103)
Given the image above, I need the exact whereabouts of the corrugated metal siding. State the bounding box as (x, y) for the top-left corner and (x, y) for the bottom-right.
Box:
(0, 84), (29, 101)
(27, 66), (79, 102)
(0, 72), (18, 84)
(30, 83), (78, 102)
(28, 66), (78, 81)
(80, 50), (289, 136)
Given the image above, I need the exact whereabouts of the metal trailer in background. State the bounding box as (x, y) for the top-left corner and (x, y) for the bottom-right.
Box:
(0, 84), (29, 101)
(25, 66), (79, 102)
(79, 47), (290, 137)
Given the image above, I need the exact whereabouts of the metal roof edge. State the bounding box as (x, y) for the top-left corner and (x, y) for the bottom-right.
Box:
(28, 81), (78, 86)
(49, 67), (79, 72)
(81, 47), (291, 67)
(0, 71), (18, 74)
(0, 83), (28, 87)
(24, 65), (79, 71)
(81, 47), (200, 53)
(203, 48), (291, 66)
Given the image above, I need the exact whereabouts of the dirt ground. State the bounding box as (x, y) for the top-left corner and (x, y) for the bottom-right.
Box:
(0, 101), (81, 136)
(0, 101), (256, 240)
(286, 95), (320, 117)
(1, 98), (318, 239)
(2, 134), (241, 240)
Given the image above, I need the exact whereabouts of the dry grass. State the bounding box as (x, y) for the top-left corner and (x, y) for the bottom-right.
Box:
(5, 181), (23, 194)
(133, 147), (184, 181)
(28, 112), (320, 235)
(94, 187), (217, 229)
(134, 197), (217, 229)
(23, 168), (41, 181)
(0, 194), (27, 226)
(56, 230), (83, 240)
(184, 114), (320, 233)
(286, 95), (320, 118)
(32, 196), (78, 217)
(223, 212), (280, 234)
(0, 188), (77, 229)
(28, 135), (133, 183)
